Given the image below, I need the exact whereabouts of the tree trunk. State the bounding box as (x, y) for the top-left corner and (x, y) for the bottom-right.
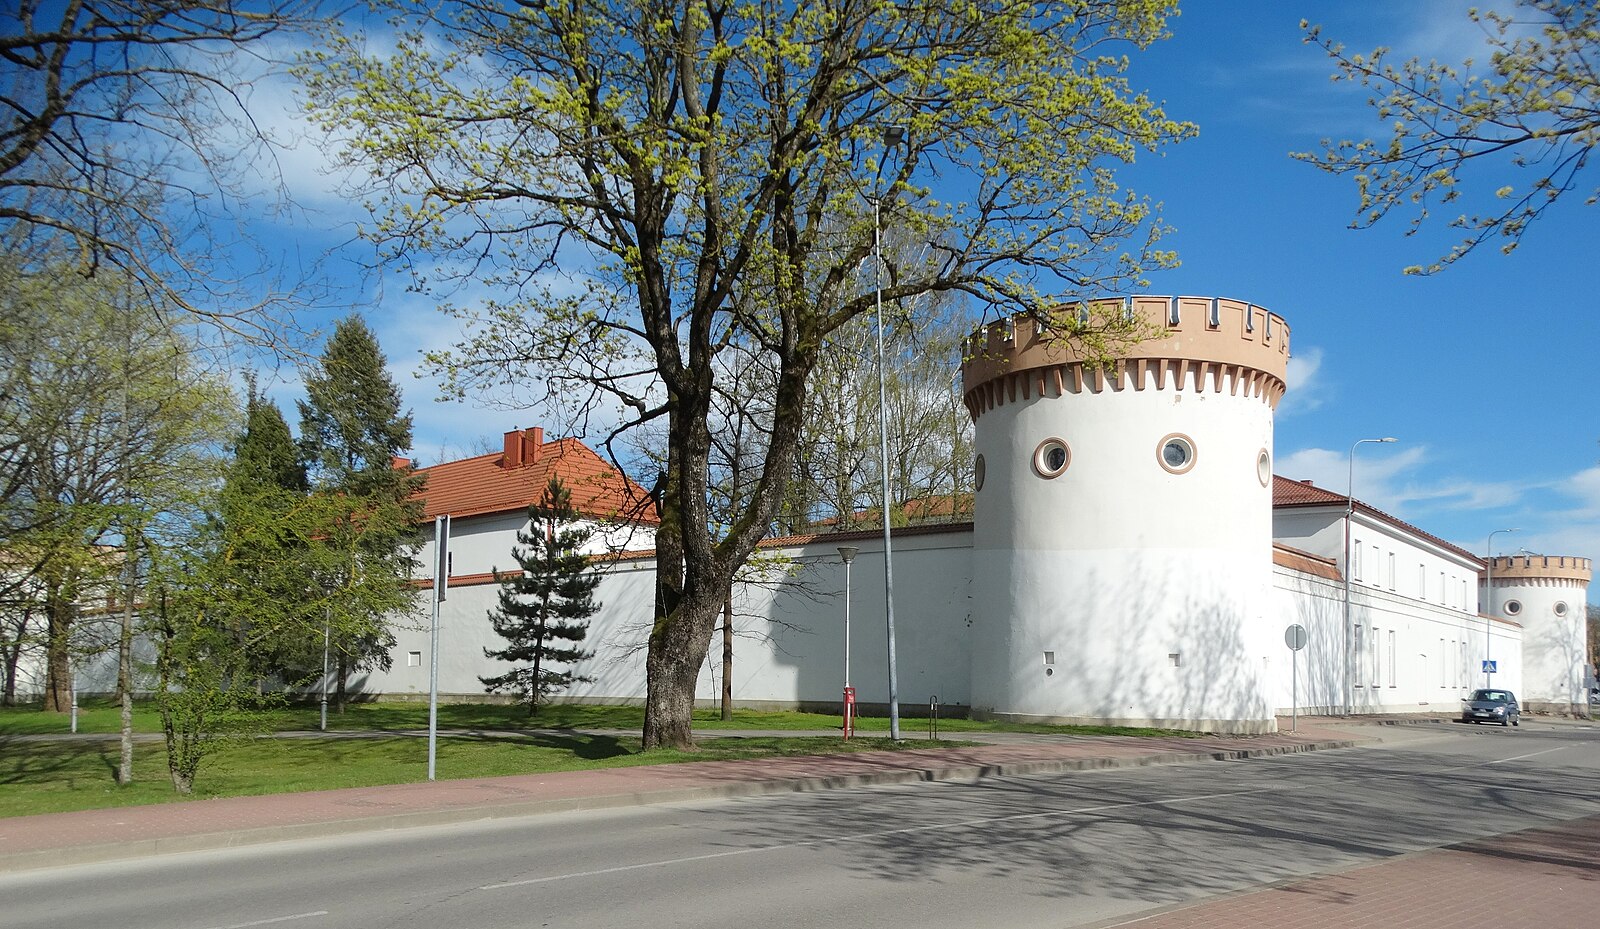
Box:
(336, 651), (348, 713)
(117, 583), (135, 785)
(642, 593), (721, 750)
(43, 586), (74, 712)
(720, 590), (733, 722)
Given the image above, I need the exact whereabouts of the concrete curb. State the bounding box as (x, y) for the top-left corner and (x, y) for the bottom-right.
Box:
(0, 736), (1355, 874)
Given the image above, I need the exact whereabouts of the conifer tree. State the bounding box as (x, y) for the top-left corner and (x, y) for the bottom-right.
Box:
(297, 316), (423, 710)
(481, 477), (599, 714)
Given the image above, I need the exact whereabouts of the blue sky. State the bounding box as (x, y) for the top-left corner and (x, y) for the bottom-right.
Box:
(250, 1), (1599, 567)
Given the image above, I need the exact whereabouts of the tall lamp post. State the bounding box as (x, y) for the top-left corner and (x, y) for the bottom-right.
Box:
(873, 124), (908, 740)
(1484, 528), (1518, 687)
(1344, 436), (1397, 716)
(838, 545), (859, 737)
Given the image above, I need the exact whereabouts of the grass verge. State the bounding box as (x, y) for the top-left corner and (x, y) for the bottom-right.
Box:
(0, 731), (964, 819)
(0, 699), (1201, 740)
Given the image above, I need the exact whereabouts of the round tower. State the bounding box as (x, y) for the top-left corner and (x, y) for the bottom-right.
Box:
(961, 295), (1289, 733)
(1481, 554), (1591, 715)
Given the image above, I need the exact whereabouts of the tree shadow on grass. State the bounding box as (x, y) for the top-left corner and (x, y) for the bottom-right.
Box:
(0, 735), (119, 786)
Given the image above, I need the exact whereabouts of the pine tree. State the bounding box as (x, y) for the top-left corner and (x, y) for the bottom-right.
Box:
(297, 316), (423, 711)
(481, 477), (600, 714)
(220, 382), (314, 680)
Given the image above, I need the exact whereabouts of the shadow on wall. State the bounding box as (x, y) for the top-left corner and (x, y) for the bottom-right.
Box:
(1067, 557), (1270, 728)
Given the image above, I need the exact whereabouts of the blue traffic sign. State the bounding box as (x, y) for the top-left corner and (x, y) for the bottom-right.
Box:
(1481, 660), (1498, 673)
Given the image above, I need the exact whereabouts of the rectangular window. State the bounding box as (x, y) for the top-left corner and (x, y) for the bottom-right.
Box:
(1354, 625), (1364, 687)
(1389, 553), (1397, 591)
(407, 651), (422, 668)
(1371, 626), (1380, 686)
(1354, 541), (1363, 581)
(1460, 579), (1468, 612)
(1419, 564), (1427, 598)
(1439, 639), (1446, 686)
(1388, 630), (1397, 686)
(1440, 571), (1447, 604)
(1460, 640), (1467, 688)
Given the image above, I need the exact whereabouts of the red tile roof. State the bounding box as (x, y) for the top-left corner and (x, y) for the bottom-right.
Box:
(413, 432), (657, 524)
(1272, 475), (1480, 565)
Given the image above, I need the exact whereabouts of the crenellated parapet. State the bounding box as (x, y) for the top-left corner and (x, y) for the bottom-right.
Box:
(1483, 554), (1592, 586)
(960, 295), (1290, 420)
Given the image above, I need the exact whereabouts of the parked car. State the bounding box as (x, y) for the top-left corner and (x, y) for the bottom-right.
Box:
(1461, 689), (1520, 727)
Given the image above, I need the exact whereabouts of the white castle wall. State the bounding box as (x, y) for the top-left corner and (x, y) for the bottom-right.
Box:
(1270, 565), (1522, 717)
(360, 528), (975, 712)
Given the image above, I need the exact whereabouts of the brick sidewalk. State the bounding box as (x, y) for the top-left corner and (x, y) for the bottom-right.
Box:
(0, 720), (1358, 873)
(1105, 812), (1600, 928)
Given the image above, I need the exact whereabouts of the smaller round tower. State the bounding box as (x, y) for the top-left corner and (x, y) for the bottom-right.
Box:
(1481, 554), (1592, 715)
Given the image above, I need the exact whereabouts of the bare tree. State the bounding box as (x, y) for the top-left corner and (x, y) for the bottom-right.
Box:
(0, 0), (322, 344)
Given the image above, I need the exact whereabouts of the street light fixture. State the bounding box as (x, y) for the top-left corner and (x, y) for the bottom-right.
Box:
(1484, 528), (1519, 687)
(838, 545), (859, 737)
(873, 125), (908, 740)
(1344, 436), (1397, 716)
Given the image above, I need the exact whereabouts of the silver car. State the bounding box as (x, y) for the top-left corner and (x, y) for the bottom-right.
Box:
(1461, 688), (1520, 727)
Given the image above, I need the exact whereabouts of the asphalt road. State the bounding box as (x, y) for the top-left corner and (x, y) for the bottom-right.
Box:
(5, 721), (1598, 929)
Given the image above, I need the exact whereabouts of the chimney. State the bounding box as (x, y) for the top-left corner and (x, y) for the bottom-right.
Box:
(391, 456), (411, 470)
(524, 426), (544, 464)
(502, 429), (523, 469)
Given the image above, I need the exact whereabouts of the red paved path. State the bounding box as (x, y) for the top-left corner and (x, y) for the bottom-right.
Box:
(1108, 812), (1600, 928)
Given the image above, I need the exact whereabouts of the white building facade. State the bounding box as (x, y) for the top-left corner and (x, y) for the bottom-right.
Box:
(358, 296), (1590, 732)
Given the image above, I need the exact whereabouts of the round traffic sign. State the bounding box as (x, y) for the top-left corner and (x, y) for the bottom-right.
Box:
(1284, 624), (1308, 651)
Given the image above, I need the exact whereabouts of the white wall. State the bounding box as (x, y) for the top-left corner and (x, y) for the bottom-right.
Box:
(1269, 565), (1521, 716)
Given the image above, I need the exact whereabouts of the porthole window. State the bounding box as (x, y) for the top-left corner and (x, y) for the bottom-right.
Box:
(1504, 600), (1522, 616)
(1256, 448), (1271, 487)
(1157, 433), (1197, 474)
(1554, 601), (1569, 617)
(973, 454), (986, 492)
(1032, 439), (1070, 479)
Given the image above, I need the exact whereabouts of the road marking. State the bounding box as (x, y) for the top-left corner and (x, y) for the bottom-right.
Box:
(479, 787), (1269, 890)
(197, 911), (329, 929)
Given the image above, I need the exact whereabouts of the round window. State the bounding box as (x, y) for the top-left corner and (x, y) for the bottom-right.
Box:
(1504, 599), (1522, 616)
(1554, 601), (1569, 617)
(1256, 448), (1271, 487)
(1032, 439), (1070, 479)
(1157, 433), (1197, 474)
(973, 454), (986, 492)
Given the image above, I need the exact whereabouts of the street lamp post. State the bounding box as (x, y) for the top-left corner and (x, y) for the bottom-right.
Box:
(838, 545), (859, 737)
(1484, 528), (1519, 687)
(1344, 436), (1397, 716)
(874, 125), (907, 740)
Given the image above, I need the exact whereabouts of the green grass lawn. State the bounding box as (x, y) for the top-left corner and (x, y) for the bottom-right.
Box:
(0, 699), (1203, 818)
(0, 698), (1200, 739)
(0, 731), (956, 818)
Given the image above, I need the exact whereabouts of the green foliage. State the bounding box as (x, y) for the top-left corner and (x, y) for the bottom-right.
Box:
(481, 478), (601, 712)
(1298, 1), (1600, 273)
(0, 260), (233, 711)
(295, 317), (424, 705)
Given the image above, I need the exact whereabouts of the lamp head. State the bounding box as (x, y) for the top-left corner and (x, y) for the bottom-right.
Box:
(838, 545), (859, 564)
(1377, 436), (1397, 443)
(883, 125), (906, 147)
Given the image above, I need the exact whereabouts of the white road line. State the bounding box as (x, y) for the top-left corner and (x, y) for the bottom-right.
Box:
(478, 787), (1269, 890)
(198, 911), (329, 929)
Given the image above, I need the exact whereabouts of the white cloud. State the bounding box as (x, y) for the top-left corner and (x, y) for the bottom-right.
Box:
(1277, 443), (1425, 513)
(1278, 345), (1324, 415)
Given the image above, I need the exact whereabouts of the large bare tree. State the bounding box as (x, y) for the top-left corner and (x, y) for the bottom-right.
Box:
(303, 0), (1192, 748)
(0, 0), (320, 344)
